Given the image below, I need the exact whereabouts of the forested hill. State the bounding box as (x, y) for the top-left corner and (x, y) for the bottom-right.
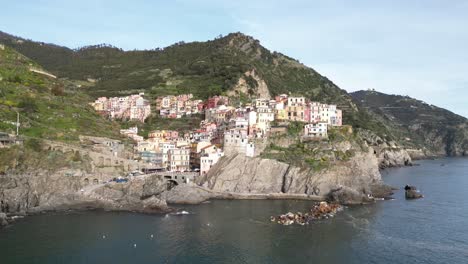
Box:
(351, 90), (468, 156)
(0, 30), (392, 136)
(0, 31), (347, 100)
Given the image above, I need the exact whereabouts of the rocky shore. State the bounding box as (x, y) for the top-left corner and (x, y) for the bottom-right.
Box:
(0, 171), (173, 227)
(0, 144), (418, 228)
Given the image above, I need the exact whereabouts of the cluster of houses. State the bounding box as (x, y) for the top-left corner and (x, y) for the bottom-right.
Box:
(155, 94), (205, 118)
(155, 94), (230, 119)
(119, 126), (224, 175)
(90, 93), (151, 122)
(114, 93), (343, 176)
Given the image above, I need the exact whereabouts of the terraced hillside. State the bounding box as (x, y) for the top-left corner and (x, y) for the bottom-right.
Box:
(0, 45), (120, 141)
(351, 90), (468, 156)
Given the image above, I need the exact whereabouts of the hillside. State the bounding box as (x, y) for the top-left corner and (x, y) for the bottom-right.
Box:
(0, 45), (120, 141)
(3, 30), (466, 156)
(0, 31), (392, 136)
(351, 90), (468, 156)
(0, 31), (344, 99)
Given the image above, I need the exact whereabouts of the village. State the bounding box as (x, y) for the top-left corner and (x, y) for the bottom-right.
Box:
(90, 93), (343, 177)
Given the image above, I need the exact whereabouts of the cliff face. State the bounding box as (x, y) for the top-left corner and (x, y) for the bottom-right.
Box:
(197, 149), (385, 204)
(0, 172), (169, 217)
(377, 149), (412, 169)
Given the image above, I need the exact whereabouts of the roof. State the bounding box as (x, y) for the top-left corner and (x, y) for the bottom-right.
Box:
(200, 144), (215, 151)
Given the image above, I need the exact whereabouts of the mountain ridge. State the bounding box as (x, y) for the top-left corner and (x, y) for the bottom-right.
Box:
(1, 30), (467, 156)
(351, 90), (468, 156)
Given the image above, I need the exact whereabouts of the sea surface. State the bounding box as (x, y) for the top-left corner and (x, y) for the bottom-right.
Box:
(1, 158), (467, 263)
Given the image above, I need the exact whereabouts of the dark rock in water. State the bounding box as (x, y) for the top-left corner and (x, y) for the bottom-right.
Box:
(327, 186), (374, 205)
(404, 185), (423, 199)
(370, 184), (395, 199)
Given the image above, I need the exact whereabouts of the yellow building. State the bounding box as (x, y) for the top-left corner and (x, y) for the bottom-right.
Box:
(275, 109), (287, 120)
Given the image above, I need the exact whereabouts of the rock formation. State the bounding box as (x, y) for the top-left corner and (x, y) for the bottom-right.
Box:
(404, 185), (423, 199)
(0, 171), (170, 220)
(378, 148), (412, 169)
(197, 149), (390, 205)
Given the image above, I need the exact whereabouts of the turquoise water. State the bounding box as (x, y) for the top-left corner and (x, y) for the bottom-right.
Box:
(1, 158), (467, 263)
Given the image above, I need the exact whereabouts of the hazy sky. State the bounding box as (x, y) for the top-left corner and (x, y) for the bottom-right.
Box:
(1, 0), (467, 117)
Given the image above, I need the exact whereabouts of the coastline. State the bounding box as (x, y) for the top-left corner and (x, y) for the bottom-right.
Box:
(0, 154), (449, 228)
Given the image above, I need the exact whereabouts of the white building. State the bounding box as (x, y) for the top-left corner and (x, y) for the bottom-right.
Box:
(304, 122), (328, 138)
(229, 117), (249, 130)
(256, 107), (275, 135)
(224, 129), (255, 157)
(309, 102), (342, 127)
(159, 142), (176, 168)
(168, 148), (190, 172)
(254, 99), (270, 108)
(200, 145), (224, 175)
(287, 97), (306, 106)
(120, 126), (144, 142)
(247, 111), (257, 126)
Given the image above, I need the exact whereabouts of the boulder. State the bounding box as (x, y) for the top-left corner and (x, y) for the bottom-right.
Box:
(404, 185), (423, 199)
(370, 183), (395, 199)
(163, 184), (213, 204)
(327, 186), (373, 205)
(141, 195), (169, 212)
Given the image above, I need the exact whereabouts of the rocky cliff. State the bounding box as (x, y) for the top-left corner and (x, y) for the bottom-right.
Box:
(358, 129), (413, 168)
(0, 171), (170, 226)
(196, 148), (389, 205)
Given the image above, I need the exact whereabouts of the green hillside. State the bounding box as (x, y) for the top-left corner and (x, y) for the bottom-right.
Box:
(0, 31), (391, 136)
(351, 90), (468, 155)
(0, 45), (120, 141)
(1, 31), (466, 155)
(0, 32), (344, 100)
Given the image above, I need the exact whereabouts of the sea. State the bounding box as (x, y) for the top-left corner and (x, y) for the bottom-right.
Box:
(0, 158), (467, 263)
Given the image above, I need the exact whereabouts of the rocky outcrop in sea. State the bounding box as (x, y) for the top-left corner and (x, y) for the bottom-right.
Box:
(271, 202), (343, 226)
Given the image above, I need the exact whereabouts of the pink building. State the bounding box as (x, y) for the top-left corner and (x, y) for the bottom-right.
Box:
(304, 105), (311, 123)
(206, 96), (229, 109)
(309, 103), (321, 123)
(90, 93), (150, 122)
(197, 102), (205, 111)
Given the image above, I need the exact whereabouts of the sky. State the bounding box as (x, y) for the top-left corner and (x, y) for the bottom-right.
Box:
(1, 0), (467, 117)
